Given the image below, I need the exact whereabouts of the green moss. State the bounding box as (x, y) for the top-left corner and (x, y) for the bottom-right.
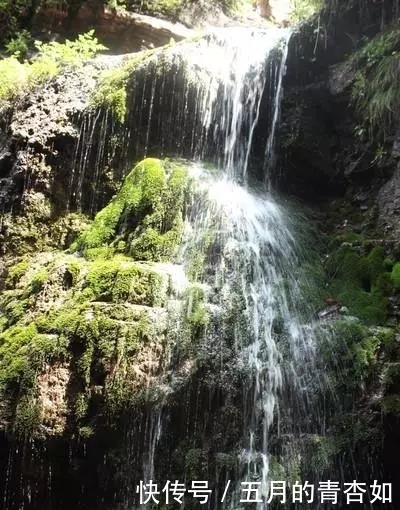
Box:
(13, 395), (42, 437)
(91, 48), (159, 122)
(0, 292), (29, 325)
(28, 268), (49, 294)
(76, 158), (189, 262)
(0, 235), (175, 435)
(326, 244), (390, 324)
(0, 324), (68, 397)
(85, 257), (166, 306)
(184, 284), (209, 341)
(390, 262), (400, 289)
(352, 334), (381, 378)
(5, 257), (30, 288)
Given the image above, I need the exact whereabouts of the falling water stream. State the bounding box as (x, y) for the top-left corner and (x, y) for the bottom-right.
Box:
(0, 26), (328, 510)
(136, 27), (323, 508)
(165, 27), (324, 508)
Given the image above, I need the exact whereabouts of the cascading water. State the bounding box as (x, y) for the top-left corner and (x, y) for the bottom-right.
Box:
(166, 24), (324, 508)
(110, 26), (332, 509)
(174, 27), (290, 179)
(137, 27), (323, 508)
(181, 169), (320, 508)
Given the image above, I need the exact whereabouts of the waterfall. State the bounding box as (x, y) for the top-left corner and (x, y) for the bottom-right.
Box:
(68, 28), (291, 214)
(169, 28), (321, 507)
(111, 26), (328, 509)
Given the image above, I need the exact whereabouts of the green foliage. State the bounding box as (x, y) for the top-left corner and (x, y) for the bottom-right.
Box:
(5, 29), (31, 58)
(76, 158), (190, 262)
(390, 262), (400, 289)
(0, 0), (32, 42)
(0, 30), (106, 102)
(130, 0), (184, 17)
(351, 25), (400, 139)
(91, 48), (159, 122)
(34, 31), (106, 64)
(326, 244), (391, 324)
(290, 0), (323, 22)
(0, 56), (28, 100)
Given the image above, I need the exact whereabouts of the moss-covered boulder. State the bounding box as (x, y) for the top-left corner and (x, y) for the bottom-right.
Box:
(75, 158), (190, 261)
(0, 158), (194, 438)
(0, 248), (182, 437)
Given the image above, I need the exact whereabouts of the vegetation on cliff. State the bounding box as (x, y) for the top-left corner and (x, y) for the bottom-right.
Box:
(0, 30), (106, 102)
(352, 23), (400, 140)
(0, 158), (190, 438)
(74, 158), (190, 261)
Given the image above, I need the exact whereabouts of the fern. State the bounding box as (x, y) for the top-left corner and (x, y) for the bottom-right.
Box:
(352, 25), (400, 140)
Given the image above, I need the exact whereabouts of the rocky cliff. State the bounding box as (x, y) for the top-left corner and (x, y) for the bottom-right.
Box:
(0, 0), (399, 508)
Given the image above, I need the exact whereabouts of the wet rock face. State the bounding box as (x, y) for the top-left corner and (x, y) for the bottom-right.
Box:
(37, 363), (70, 436)
(276, 0), (400, 202)
(277, 83), (344, 199)
(0, 55), (124, 255)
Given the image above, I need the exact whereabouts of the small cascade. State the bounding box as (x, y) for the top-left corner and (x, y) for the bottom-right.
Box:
(168, 27), (291, 180)
(69, 28), (291, 213)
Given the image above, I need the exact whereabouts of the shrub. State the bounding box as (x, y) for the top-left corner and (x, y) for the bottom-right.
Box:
(0, 30), (106, 102)
(5, 29), (31, 59)
(0, 56), (28, 100)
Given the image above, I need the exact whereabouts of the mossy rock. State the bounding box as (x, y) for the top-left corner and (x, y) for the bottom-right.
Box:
(0, 247), (180, 436)
(75, 158), (190, 262)
(390, 262), (400, 290)
(85, 257), (168, 306)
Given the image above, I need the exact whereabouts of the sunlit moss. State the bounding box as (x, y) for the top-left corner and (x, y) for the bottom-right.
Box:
(75, 158), (190, 262)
